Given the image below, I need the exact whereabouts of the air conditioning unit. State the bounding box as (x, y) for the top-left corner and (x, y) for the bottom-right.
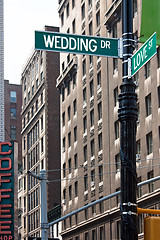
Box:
(97, 84), (101, 90)
(62, 199), (66, 204)
(62, 147), (65, 153)
(91, 181), (95, 187)
(136, 154), (141, 161)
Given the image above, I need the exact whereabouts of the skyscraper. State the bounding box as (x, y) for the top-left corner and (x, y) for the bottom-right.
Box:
(0, 0), (4, 141)
(18, 26), (61, 239)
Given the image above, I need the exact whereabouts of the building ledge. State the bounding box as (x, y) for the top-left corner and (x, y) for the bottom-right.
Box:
(104, 0), (121, 31)
(56, 56), (78, 90)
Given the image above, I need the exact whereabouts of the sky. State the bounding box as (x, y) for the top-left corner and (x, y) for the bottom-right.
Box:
(4, 0), (60, 84)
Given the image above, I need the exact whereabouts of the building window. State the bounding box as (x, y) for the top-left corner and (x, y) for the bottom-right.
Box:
(99, 165), (103, 182)
(24, 78), (26, 91)
(145, 61), (151, 79)
(69, 185), (72, 200)
(90, 80), (94, 97)
(137, 176), (142, 198)
(73, 73), (77, 88)
(62, 88), (65, 102)
(68, 132), (71, 147)
(74, 154), (78, 169)
(36, 100), (38, 111)
(99, 197), (104, 214)
(75, 181), (78, 197)
(100, 226), (105, 240)
(113, 58), (118, 74)
(158, 86), (160, 108)
(27, 112), (30, 123)
(89, 55), (93, 67)
(32, 85), (34, 95)
(83, 116), (87, 133)
(66, 3), (69, 18)
(68, 106), (71, 121)
(90, 140), (95, 157)
(88, 0), (92, 6)
(147, 170), (154, 193)
(116, 188), (121, 206)
(113, 22), (117, 38)
(10, 125), (16, 140)
(145, 93), (152, 116)
(133, 0), (138, 16)
(10, 91), (16, 102)
(72, 0), (75, 8)
(23, 137), (26, 151)
(74, 126), (77, 142)
(114, 120), (120, 140)
(63, 189), (66, 201)
(146, 132), (153, 155)
(72, 19), (76, 33)
(115, 153), (120, 172)
(73, 99), (77, 115)
(41, 137), (44, 153)
(62, 112), (65, 127)
(96, 10), (100, 27)
(36, 79), (39, 89)
(68, 159), (71, 174)
(114, 87), (119, 107)
(159, 126), (160, 148)
(10, 108), (16, 119)
(83, 88), (87, 102)
(41, 92), (43, 105)
(63, 137), (66, 151)
(117, 221), (121, 240)
(41, 115), (43, 130)
(61, 12), (64, 26)
(81, 3), (85, 20)
(98, 102), (102, 120)
(98, 133), (103, 151)
(92, 205), (96, 216)
(89, 21), (93, 36)
(82, 59), (86, 76)
(83, 145), (87, 162)
(91, 169), (95, 182)
(63, 163), (66, 178)
(97, 71), (101, 87)
(85, 209), (88, 221)
(40, 72), (43, 82)
(90, 110), (94, 127)
(67, 81), (70, 95)
(84, 174), (88, 191)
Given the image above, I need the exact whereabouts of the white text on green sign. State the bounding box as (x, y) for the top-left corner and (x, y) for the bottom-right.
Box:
(35, 31), (120, 58)
(128, 32), (157, 77)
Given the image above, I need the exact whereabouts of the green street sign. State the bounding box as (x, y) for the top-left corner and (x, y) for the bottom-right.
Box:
(128, 32), (157, 77)
(35, 31), (120, 58)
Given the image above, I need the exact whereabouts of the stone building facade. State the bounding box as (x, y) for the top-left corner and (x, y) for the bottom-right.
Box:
(57, 0), (160, 239)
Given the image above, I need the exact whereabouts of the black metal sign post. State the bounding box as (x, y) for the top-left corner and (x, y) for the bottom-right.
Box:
(118, 0), (138, 239)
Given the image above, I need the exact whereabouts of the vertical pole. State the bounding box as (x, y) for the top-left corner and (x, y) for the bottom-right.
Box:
(40, 169), (48, 240)
(118, 0), (138, 239)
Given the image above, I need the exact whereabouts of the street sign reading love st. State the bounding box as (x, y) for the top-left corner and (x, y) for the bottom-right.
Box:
(128, 32), (157, 77)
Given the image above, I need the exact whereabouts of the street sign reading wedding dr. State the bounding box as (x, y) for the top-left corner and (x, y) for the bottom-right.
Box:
(35, 31), (121, 58)
(128, 32), (157, 77)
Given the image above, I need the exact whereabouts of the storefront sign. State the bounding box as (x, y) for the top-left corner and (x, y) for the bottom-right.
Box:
(0, 142), (15, 239)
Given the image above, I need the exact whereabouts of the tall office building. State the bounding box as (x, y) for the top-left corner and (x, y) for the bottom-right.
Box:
(4, 80), (22, 163)
(0, 0), (4, 141)
(18, 26), (61, 239)
(57, 0), (160, 239)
